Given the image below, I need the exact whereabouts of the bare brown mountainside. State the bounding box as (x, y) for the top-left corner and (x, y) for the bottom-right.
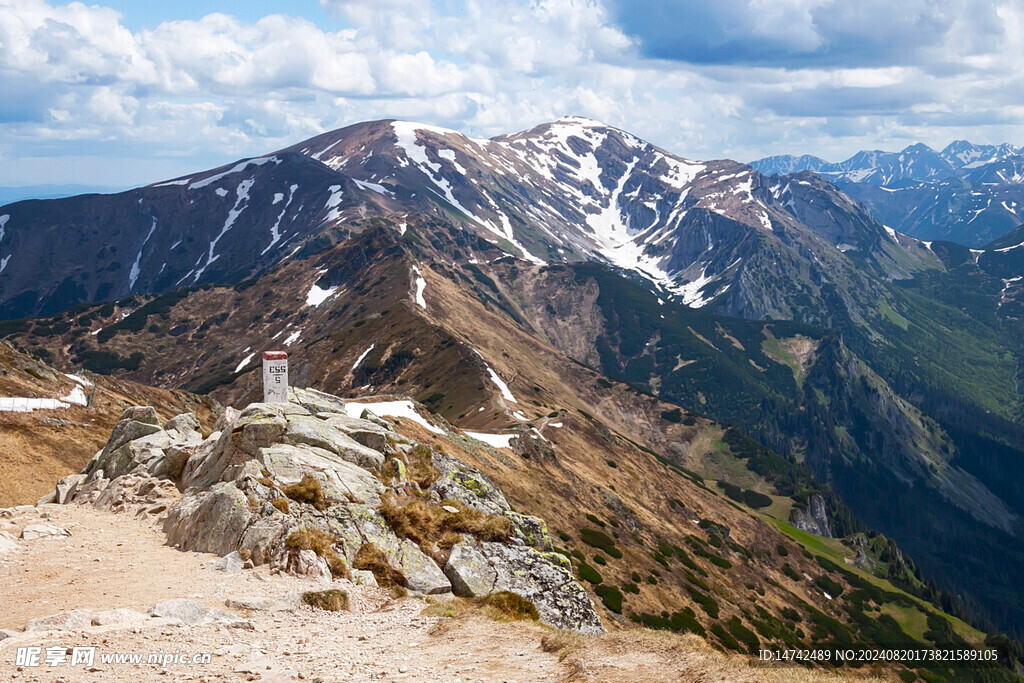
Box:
(0, 340), (218, 506)
(4, 226), (1001, 679)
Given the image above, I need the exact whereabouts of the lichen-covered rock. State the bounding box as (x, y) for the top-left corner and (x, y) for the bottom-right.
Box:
(99, 406), (161, 456)
(257, 443), (384, 506)
(283, 414), (385, 472)
(289, 387), (348, 416)
(322, 414), (390, 451)
(430, 453), (552, 549)
(164, 413), (201, 439)
(164, 482), (252, 556)
(430, 454), (511, 516)
(323, 504), (451, 594)
(445, 541), (604, 634)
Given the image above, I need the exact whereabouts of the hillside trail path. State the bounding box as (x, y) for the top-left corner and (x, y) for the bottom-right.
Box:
(0, 504), (866, 682)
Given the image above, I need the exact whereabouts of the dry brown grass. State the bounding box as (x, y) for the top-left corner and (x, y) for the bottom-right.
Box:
(478, 591), (539, 621)
(301, 589), (349, 611)
(285, 528), (335, 556)
(407, 444), (441, 489)
(284, 527), (349, 579)
(379, 495), (512, 550)
(353, 543), (406, 588)
(271, 497), (290, 514)
(282, 475), (330, 511)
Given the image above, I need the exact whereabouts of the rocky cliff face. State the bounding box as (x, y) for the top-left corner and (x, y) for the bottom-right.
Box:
(52, 387), (604, 634)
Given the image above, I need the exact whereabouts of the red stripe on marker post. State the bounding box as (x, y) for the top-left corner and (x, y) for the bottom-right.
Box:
(262, 351), (289, 403)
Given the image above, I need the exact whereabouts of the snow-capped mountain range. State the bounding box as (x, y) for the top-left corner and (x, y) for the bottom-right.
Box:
(0, 117), (940, 322)
(751, 141), (1024, 246)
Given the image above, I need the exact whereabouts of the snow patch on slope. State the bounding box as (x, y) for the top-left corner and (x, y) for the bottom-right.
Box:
(465, 431), (516, 449)
(351, 344), (375, 372)
(190, 157), (279, 190)
(194, 177), (255, 282)
(345, 400), (444, 434)
(128, 216), (158, 292)
(411, 265), (427, 309)
(306, 281), (339, 307)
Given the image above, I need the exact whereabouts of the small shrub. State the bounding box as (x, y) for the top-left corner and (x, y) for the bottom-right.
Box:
(353, 543), (406, 587)
(661, 408), (683, 423)
(578, 561), (603, 584)
(302, 589), (349, 611)
(540, 631), (583, 660)
(646, 575), (658, 585)
(283, 475), (329, 511)
(593, 554), (607, 566)
(727, 616), (760, 654)
(815, 574), (844, 598)
(606, 459), (617, 468)
(594, 585), (623, 613)
(685, 586), (720, 618)
(783, 564), (802, 581)
(630, 571), (641, 583)
(711, 623), (741, 651)
(776, 543), (789, 557)
(557, 530), (571, 542)
(271, 497), (290, 514)
(622, 582), (640, 594)
(580, 528), (622, 558)
(585, 513), (606, 528)
(479, 591), (539, 621)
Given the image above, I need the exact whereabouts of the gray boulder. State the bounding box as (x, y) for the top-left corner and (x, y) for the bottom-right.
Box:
(91, 608), (150, 626)
(149, 599), (246, 626)
(225, 594), (300, 612)
(20, 524), (70, 540)
(164, 413), (201, 438)
(25, 609), (95, 631)
(324, 505), (450, 594)
(289, 387), (348, 416)
(55, 474), (86, 504)
(164, 483), (252, 556)
(212, 406), (237, 433)
(99, 406), (161, 457)
(256, 443), (384, 506)
(322, 414), (391, 452)
(288, 548), (331, 580)
(211, 551), (245, 573)
(445, 541), (604, 634)
(0, 531), (19, 556)
(283, 414), (385, 472)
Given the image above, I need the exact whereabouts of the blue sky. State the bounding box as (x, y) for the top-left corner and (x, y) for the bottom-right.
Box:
(1, 0), (1023, 189)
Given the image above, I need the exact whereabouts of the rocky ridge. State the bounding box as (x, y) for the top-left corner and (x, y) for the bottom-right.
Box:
(50, 387), (604, 635)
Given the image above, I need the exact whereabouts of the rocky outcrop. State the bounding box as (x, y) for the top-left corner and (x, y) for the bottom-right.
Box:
(54, 389), (603, 633)
(445, 541), (603, 634)
(790, 492), (833, 538)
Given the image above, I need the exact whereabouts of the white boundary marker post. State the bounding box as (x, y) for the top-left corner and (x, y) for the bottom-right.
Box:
(262, 351), (289, 403)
